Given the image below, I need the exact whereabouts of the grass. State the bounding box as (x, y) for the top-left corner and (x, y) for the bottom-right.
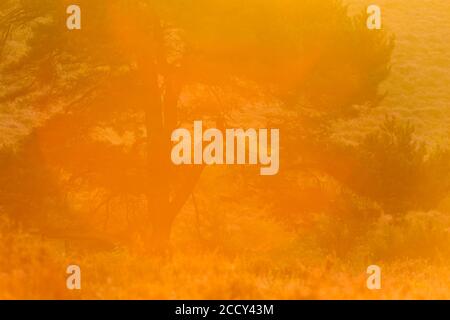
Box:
(2, 205), (450, 299)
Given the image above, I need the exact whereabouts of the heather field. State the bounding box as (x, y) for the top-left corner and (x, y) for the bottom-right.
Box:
(1, 0), (450, 300)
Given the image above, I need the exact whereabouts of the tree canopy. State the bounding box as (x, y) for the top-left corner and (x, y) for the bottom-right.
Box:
(0, 0), (394, 250)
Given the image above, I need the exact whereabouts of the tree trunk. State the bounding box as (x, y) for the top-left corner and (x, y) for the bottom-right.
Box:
(139, 12), (203, 253)
(141, 65), (172, 252)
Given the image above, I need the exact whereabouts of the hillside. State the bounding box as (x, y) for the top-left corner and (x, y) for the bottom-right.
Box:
(337, 0), (450, 147)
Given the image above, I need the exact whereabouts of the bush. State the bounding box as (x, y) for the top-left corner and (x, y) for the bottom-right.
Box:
(364, 211), (450, 261)
(331, 117), (450, 215)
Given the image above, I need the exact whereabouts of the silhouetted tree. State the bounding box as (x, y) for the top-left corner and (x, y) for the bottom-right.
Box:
(0, 0), (394, 250)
